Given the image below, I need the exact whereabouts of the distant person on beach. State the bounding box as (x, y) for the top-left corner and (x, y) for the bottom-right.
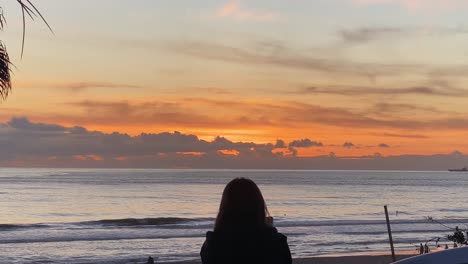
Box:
(424, 243), (429, 253)
(419, 243), (424, 254)
(146, 256), (155, 264)
(200, 178), (292, 264)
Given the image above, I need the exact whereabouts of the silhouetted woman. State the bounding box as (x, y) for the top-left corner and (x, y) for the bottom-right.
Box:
(201, 178), (292, 264)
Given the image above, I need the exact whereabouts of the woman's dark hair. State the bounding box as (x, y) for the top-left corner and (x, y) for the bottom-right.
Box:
(214, 178), (270, 233)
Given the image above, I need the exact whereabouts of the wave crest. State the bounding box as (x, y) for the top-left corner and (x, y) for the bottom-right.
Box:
(87, 217), (198, 226)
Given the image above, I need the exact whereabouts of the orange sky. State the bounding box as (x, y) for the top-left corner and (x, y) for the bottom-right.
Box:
(2, 0), (468, 162)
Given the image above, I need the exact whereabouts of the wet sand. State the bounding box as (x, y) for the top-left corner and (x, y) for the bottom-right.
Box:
(294, 254), (415, 264)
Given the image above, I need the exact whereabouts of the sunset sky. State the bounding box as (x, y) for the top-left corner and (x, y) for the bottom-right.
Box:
(1, 0), (468, 168)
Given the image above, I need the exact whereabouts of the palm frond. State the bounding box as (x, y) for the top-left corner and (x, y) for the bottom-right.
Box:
(25, 0), (53, 32)
(0, 1), (52, 101)
(17, 0), (54, 57)
(0, 43), (12, 101)
(0, 8), (6, 30)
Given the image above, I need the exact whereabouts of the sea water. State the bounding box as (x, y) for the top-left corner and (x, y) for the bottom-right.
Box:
(1, 169), (468, 263)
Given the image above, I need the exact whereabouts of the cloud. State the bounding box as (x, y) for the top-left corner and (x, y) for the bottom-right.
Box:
(369, 103), (445, 118)
(339, 26), (468, 44)
(168, 40), (399, 77)
(343, 142), (355, 148)
(379, 143), (391, 148)
(167, 39), (468, 79)
(350, 0), (468, 11)
(56, 82), (145, 92)
(340, 27), (405, 44)
(0, 117), (282, 162)
(217, 2), (279, 21)
(1, 118), (467, 170)
(16, 100), (468, 133)
(194, 87), (232, 95)
(0, 117), (326, 167)
(220, 2), (239, 16)
(372, 132), (429, 139)
(5, 96), (468, 142)
(64, 99), (281, 129)
(8, 117), (65, 132)
(275, 139), (286, 148)
(372, 103), (438, 113)
(296, 85), (468, 97)
(289, 139), (323, 148)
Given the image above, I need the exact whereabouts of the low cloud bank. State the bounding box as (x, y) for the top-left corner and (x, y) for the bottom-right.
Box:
(0, 117), (466, 170)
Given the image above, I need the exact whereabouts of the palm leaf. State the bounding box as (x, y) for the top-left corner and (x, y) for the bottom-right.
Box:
(17, 0), (53, 57)
(0, 42), (11, 101)
(0, 8), (6, 29)
(0, 1), (52, 101)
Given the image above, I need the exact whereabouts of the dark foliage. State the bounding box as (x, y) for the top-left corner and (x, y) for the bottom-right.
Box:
(447, 226), (467, 245)
(0, 43), (11, 100)
(0, 1), (52, 101)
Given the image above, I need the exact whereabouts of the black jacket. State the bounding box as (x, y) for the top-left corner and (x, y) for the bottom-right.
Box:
(200, 227), (292, 264)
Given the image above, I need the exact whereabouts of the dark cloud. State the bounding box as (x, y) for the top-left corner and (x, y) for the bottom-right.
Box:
(275, 139), (286, 148)
(289, 139), (323, 148)
(0, 117), (282, 163)
(1, 118), (467, 170)
(8, 118), (65, 132)
(287, 138), (323, 157)
(343, 142), (355, 148)
(379, 143), (390, 148)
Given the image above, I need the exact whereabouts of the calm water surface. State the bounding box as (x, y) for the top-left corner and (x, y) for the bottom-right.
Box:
(1, 169), (468, 263)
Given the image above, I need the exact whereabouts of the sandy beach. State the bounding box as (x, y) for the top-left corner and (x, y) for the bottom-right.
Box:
(293, 255), (416, 264)
(159, 254), (416, 264)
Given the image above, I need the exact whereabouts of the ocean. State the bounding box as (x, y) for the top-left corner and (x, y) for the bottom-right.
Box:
(1, 168), (468, 263)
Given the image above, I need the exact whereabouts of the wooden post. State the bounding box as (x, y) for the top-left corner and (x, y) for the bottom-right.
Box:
(385, 205), (396, 262)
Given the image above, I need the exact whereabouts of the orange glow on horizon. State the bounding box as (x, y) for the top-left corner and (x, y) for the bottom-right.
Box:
(73, 155), (104, 161)
(218, 149), (240, 156)
(176, 152), (206, 156)
(3, 114), (467, 157)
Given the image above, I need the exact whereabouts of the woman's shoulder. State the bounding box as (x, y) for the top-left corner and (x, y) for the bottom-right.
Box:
(264, 225), (286, 236)
(266, 228), (288, 243)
